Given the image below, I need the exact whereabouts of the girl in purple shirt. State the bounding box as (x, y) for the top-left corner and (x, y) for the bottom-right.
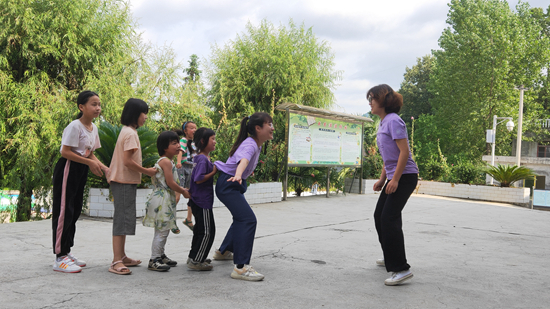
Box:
(213, 112), (274, 281)
(368, 84), (418, 286)
(186, 127), (218, 271)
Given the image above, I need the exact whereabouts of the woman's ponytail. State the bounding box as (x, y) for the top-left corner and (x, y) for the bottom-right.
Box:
(228, 112), (273, 157)
(229, 116), (251, 157)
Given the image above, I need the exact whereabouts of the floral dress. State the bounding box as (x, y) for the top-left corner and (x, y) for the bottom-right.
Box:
(143, 157), (180, 232)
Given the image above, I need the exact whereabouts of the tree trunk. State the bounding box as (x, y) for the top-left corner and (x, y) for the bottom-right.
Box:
(16, 181), (33, 222)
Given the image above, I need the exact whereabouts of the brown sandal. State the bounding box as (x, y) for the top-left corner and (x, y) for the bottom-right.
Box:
(108, 260), (132, 275)
(122, 255), (142, 267)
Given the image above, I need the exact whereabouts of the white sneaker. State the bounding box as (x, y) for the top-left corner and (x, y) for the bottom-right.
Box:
(213, 249), (233, 260)
(376, 259), (385, 266)
(67, 253), (86, 267)
(231, 265), (264, 281)
(384, 270), (413, 286)
(53, 256), (82, 273)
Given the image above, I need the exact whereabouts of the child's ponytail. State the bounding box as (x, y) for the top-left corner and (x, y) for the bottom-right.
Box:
(229, 112), (272, 157)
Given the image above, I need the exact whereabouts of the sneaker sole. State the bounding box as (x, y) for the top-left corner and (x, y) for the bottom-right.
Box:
(187, 266), (213, 271)
(385, 273), (413, 286)
(53, 268), (82, 273)
(148, 267), (170, 272)
(212, 255), (233, 260)
(230, 272), (264, 281)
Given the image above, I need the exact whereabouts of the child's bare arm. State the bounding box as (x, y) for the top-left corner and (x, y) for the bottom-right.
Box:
(123, 148), (156, 177)
(176, 151), (183, 169)
(61, 145), (103, 177)
(159, 159), (191, 198)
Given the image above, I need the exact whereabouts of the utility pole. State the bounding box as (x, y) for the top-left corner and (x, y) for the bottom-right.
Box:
(515, 85), (528, 167)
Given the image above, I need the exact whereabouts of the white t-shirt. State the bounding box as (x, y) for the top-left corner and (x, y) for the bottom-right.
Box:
(60, 119), (101, 157)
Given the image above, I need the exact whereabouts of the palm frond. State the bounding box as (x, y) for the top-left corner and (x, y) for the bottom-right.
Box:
(485, 164), (536, 187)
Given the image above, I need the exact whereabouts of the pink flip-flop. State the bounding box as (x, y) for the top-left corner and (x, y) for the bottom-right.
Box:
(108, 260), (132, 275)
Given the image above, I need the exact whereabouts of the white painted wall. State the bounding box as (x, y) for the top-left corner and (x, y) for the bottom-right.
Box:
(85, 182), (283, 218)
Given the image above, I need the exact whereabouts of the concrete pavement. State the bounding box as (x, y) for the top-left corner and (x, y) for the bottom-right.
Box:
(1, 193), (549, 309)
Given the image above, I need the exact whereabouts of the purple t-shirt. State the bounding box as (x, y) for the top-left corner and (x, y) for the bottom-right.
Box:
(214, 137), (261, 180)
(377, 113), (419, 180)
(189, 154), (214, 209)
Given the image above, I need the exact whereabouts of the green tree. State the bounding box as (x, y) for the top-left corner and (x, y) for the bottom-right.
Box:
(207, 19), (341, 120)
(430, 0), (550, 160)
(206, 19), (342, 182)
(0, 0), (136, 221)
(399, 55), (435, 123)
(184, 54), (201, 83)
(530, 6), (550, 112)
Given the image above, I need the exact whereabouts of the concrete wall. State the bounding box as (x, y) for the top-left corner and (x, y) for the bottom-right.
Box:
(344, 178), (378, 194)
(85, 182), (282, 218)
(415, 181), (530, 206)
(346, 178), (530, 207)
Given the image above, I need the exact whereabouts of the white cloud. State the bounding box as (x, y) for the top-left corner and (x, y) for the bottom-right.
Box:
(127, 0), (546, 116)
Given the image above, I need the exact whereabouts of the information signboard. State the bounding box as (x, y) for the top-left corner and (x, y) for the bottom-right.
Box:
(287, 112), (362, 166)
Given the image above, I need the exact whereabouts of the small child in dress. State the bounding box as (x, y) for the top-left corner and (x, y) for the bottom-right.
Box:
(143, 131), (191, 271)
(186, 127), (217, 271)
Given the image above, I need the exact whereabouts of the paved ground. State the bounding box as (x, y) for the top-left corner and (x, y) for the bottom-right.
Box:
(1, 193), (549, 309)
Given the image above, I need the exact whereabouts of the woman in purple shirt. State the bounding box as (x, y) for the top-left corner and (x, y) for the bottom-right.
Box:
(213, 112), (274, 281)
(368, 84), (419, 286)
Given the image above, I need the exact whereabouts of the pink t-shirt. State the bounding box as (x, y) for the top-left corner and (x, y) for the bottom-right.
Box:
(376, 113), (418, 180)
(108, 126), (142, 184)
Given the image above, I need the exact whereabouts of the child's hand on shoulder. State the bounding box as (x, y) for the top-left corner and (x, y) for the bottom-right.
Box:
(212, 165), (218, 174)
(144, 167), (157, 177)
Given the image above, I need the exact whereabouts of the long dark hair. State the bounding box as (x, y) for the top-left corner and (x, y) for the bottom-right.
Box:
(194, 127), (216, 153)
(182, 120), (196, 156)
(76, 90), (99, 119)
(229, 112), (272, 157)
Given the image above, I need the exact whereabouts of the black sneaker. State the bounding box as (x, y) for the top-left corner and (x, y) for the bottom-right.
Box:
(148, 258), (170, 272)
(161, 254), (177, 267)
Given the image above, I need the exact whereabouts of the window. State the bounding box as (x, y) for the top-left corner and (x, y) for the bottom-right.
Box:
(538, 144), (550, 157)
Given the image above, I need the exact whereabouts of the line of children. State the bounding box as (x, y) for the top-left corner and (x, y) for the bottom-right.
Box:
(52, 91), (109, 273)
(53, 97), (274, 280)
(143, 131), (191, 271)
(176, 121), (198, 231)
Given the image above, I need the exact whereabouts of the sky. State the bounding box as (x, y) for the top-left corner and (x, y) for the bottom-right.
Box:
(128, 0), (549, 116)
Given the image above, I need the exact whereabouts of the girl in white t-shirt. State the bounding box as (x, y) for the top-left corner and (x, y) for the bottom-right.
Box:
(52, 90), (109, 273)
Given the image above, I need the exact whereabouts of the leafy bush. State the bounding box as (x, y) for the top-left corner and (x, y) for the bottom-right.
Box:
(362, 149), (383, 179)
(88, 121), (159, 188)
(485, 164), (536, 187)
(420, 157), (450, 181)
(446, 160), (485, 184)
